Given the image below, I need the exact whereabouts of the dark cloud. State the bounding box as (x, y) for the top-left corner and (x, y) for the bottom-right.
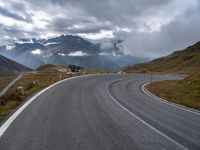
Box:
(0, 6), (27, 21)
(123, 0), (200, 58)
(68, 25), (112, 34)
(48, 16), (113, 34)
(0, 0), (200, 58)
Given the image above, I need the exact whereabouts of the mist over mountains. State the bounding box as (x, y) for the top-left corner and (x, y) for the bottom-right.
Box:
(0, 35), (147, 70)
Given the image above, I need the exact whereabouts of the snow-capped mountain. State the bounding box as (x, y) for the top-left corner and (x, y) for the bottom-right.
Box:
(0, 35), (147, 69)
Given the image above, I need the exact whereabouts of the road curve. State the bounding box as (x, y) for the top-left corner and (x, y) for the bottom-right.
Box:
(0, 74), (199, 150)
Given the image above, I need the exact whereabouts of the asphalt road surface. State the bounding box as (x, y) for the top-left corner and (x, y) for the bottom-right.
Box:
(0, 74), (200, 150)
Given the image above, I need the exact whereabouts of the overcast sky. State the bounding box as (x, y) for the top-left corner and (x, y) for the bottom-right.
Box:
(0, 0), (200, 58)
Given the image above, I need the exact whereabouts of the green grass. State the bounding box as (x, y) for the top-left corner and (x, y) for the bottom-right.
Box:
(146, 73), (200, 110)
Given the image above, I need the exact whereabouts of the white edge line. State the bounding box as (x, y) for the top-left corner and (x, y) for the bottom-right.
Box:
(0, 74), (92, 138)
(142, 83), (200, 116)
(106, 79), (188, 150)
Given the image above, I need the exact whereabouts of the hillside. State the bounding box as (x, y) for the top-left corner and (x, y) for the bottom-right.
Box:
(147, 73), (200, 109)
(125, 41), (200, 74)
(0, 55), (31, 76)
(36, 64), (112, 74)
(36, 64), (67, 73)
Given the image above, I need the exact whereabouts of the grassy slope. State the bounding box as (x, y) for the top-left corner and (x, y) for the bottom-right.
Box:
(0, 76), (16, 91)
(146, 73), (200, 110)
(125, 41), (200, 75)
(125, 42), (200, 109)
(0, 55), (31, 76)
(36, 64), (67, 73)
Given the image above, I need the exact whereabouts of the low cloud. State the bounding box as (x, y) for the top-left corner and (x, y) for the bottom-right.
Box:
(68, 51), (89, 57)
(31, 49), (43, 55)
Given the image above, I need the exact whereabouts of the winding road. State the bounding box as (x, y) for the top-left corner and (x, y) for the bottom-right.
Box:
(0, 74), (200, 150)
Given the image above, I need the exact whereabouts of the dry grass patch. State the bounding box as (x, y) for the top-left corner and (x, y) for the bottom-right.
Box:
(146, 73), (200, 110)
(0, 76), (16, 91)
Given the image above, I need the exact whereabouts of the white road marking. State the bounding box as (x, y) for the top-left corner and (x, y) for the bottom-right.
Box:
(142, 83), (200, 116)
(0, 74), (22, 97)
(106, 79), (189, 150)
(0, 74), (92, 138)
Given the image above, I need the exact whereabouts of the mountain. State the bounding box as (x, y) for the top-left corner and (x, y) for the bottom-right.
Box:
(0, 55), (31, 76)
(0, 35), (146, 70)
(124, 41), (200, 74)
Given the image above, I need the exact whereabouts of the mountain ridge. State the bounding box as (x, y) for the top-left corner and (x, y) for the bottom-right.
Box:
(0, 35), (146, 70)
(0, 55), (31, 76)
(124, 41), (200, 74)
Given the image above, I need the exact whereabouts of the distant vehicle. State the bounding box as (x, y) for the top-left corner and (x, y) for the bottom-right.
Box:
(67, 65), (84, 72)
(117, 71), (125, 74)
